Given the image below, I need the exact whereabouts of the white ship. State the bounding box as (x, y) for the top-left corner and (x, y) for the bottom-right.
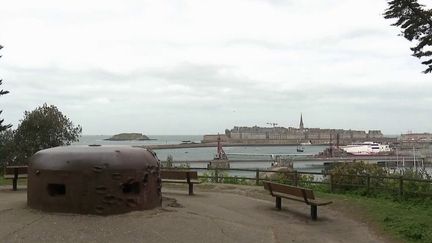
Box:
(341, 142), (391, 155)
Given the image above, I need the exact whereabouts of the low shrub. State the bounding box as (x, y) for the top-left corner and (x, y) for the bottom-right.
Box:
(329, 161), (387, 191)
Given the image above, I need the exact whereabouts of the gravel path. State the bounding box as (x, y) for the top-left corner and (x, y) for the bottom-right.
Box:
(0, 184), (387, 243)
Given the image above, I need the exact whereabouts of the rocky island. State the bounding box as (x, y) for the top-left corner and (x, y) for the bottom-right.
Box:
(105, 133), (151, 141)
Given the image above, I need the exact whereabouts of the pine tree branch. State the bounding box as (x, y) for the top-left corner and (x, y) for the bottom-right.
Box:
(384, 0), (432, 73)
(405, 1), (432, 27)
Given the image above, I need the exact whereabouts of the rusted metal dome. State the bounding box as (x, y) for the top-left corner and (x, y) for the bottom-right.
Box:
(27, 145), (161, 215)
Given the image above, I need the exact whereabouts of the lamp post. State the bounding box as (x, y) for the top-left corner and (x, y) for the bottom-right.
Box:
(396, 147), (399, 169)
(413, 145), (417, 171)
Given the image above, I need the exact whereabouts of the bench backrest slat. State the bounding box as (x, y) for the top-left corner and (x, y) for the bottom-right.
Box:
(161, 170), (198, 180)
(4, 166), (28, 175)
(264, 181), (315, 200)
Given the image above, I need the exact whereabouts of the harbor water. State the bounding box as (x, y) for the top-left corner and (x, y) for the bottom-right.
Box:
(73, 135), (431, 178)
(73, 135), (328, 175)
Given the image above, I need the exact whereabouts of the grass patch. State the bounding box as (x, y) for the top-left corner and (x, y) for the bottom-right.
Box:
(0, 176), (5, 185)
(199, 179), (432, 242)
(316, 192), (432, 243)
(0, 176), (27, 186)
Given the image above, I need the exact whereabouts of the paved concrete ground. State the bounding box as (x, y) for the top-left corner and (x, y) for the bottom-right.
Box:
(0, 184), (387, 243)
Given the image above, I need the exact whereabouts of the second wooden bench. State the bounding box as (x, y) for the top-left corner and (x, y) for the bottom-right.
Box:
(161, 170), (200, 195)
(4, 165), (28, 191)
(263, 181), (332, 220)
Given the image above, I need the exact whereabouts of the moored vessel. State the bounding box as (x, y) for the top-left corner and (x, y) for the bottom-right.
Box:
(341, 142), (391, 155)
(207, 135), (230, 169)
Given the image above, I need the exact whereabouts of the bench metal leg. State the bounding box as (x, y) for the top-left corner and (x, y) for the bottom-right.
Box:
(13, 170), (18, 191)
(275, 196), (281, 210)
(12, 178), (18, 191)
(311, 205), (317, 220)
(188, 183), (193, 195)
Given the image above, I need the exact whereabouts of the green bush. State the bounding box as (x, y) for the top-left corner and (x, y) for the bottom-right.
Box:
(393, 168), (432, 198)
(223, 176), (249, 185)
(164, 155), (173, 168)
(199, 170), (212, 183)
(161, 155), (190, 169)
(298, 174), (314, 186)
(329, 161), (387, 192)
(271, 170), (296, 185)
(200, 170), (223, 183)
(326, 162), (432, 200)
(199, 170), (251, 185)
(297, 174), (330, 191)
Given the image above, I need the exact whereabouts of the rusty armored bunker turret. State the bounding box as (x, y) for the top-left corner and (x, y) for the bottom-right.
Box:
(27, 145), (161, 215)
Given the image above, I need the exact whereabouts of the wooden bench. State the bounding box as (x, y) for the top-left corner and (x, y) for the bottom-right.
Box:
(4, 166), (28, 191)
(161, 170), (200, 195)
(263, 181), (332, 220)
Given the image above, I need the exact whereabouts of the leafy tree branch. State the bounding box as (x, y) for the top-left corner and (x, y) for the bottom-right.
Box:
(0, 45), (11, 131)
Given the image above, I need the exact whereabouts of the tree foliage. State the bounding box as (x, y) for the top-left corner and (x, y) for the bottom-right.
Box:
(12, 104), (82, 163)
(0, 44), (11, 131)
(384, 0), (432, 73)
(0, 129), (15, 168)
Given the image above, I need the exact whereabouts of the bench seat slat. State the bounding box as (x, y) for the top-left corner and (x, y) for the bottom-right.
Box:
(4, 174), (28, 179)
(160, 170), (200, 195)
(308, 200), (332, 206)
(160, 171), (199, 180)
(4, 168), (28, 174)
(264, 181), (332, 206)
(3, 166), (28, 191)
(272, 193), (331, 206)
(162, 179), (200, 184)
(272, 193), (308, 203)
(266, 181), (315, 199)
(263, 181), (332, 220)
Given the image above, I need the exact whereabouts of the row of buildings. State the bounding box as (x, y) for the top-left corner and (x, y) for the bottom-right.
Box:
(400, 133), (432, 142)
(202, 115), (396, 145)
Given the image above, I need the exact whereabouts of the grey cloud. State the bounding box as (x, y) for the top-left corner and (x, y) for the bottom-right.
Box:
(141, 63), (248, 87)
(3, 59), (431, 134)
(225, 39), (290, 50)
(226, 28), (391, 50)
(6, 66), (125, 84)
(341, 28), (391, 40)
(253, 0), (294, 5)
(6, 63), (431, 111)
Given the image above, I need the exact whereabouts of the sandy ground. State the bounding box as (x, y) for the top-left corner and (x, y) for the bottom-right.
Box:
(0, 184), (388, 243)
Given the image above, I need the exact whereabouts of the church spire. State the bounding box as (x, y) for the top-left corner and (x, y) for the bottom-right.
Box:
(299, 113), (304, 130)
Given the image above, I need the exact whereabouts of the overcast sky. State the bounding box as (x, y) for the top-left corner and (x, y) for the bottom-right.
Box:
(0, 0), (431, 135)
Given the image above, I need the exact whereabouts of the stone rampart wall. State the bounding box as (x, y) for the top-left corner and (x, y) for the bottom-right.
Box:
(202, 126), (388, 144)
(202, 134), (228, 142)
(204, 137), (397, 145)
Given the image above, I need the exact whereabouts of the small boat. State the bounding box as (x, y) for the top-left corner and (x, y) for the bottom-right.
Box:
(300, 140), (312, 146)
(296, 145), (304, 152)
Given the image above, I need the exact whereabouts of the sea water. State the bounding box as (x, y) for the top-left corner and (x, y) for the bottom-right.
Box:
(74, 135), (203, 146)
(73, 135), (431, 178)
(73, 135), (328, 175)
